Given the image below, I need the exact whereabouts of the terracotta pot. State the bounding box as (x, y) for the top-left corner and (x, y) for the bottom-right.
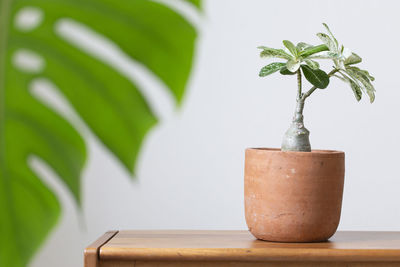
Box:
(244, 148), (345, 242)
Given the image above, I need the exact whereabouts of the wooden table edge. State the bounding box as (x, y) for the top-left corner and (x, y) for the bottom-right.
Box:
(84, 230), (118, 267)
(99, 247), (400, 262)
(88, 230), (400, 264)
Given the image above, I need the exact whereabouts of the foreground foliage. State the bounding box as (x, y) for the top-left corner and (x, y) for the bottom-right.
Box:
(0, 0), (200, 266)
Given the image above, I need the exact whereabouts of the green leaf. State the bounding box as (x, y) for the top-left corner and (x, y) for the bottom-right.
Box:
(259, 62), (286, 77)
(286, 58), (300, 72)
(258, 46), (292, 60)
(304, 59), (319, 70)
(296, 42), (313, 51)
(0, 0), (200, 266)
(300, 65), (330, 89)
(282, 40), (298, 57)
(344, 53), (362, 65)
(317, 32), (337, 52)
(279, 66), (296, 75)
(299, 44), (329, 57)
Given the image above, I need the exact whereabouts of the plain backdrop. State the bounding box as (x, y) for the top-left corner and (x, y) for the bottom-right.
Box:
(30, 0), (400, 266)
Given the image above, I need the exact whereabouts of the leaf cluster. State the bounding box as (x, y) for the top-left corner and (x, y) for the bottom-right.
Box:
(258, 23), (375, 102)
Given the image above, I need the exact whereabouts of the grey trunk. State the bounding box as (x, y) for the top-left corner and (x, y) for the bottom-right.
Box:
(281, 100), (311, 152)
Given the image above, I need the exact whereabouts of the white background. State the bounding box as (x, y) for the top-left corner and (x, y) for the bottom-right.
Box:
(31, 0), (400, 266)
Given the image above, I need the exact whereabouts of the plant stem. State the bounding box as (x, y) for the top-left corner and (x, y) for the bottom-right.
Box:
(281, 69), (310, 152)
(296, 69), (302, 101)
(294, 69), (305, 124)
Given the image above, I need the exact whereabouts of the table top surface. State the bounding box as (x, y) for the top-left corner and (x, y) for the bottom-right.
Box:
(91, 230), (400, 262)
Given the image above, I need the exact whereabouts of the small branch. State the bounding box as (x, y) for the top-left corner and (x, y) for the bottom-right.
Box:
(301, 68), (340, 101)
(301, 86), (317, 101)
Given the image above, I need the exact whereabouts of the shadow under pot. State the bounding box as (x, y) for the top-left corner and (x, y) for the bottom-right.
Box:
(244, 148), (345, 242)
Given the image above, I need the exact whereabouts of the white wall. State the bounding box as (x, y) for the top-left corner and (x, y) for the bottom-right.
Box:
(32, 0), (400, 266)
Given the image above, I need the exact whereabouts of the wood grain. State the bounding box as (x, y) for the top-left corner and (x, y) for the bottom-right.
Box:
(99, 230), (400, 262)
(84, 230), (118, 267)
(99, 261), (400, 267)
(84, 230), (400, 267)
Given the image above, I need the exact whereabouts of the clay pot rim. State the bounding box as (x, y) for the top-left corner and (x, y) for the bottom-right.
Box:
(246, 147), (344, 158)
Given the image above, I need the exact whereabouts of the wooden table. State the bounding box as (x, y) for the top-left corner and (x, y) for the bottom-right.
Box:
(85, 230), (400, 267)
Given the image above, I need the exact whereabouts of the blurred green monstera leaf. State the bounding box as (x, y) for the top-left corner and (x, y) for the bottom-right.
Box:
(0, 0), (200, 266)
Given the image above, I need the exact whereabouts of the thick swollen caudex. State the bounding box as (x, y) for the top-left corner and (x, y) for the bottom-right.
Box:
(281, 100), (311, 152)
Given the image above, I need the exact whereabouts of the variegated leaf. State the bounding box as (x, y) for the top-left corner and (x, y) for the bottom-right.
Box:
(317, 32), (337, 52)
(341, 70), (360, 86)
(366, 87), (375, 103)
(259, 62), (286, 77)
(347, 66), (375, 82)
(344, 53), (362, 65)
(349, 79), (363, 101)
(322, 23), (339, 48)
(308, 51), (340, 59)
(333, 74), (348, 83)
(338, 60), (346, 70)
(358, 68), (374, 81)
(334, 74), (362, 101)
(304, 59), (319, 70)
(286, 59), (301, 72)
(342, 47), (352, 59)
(296, 42), (313, 51)
(362, 70), (375, 81)
(258, 46), (293, 60)
(346, 69), (375, 103)
(283, 40), (298, 57)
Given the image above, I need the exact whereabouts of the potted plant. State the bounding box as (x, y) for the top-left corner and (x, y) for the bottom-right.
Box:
(244, 24), (375, 242)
